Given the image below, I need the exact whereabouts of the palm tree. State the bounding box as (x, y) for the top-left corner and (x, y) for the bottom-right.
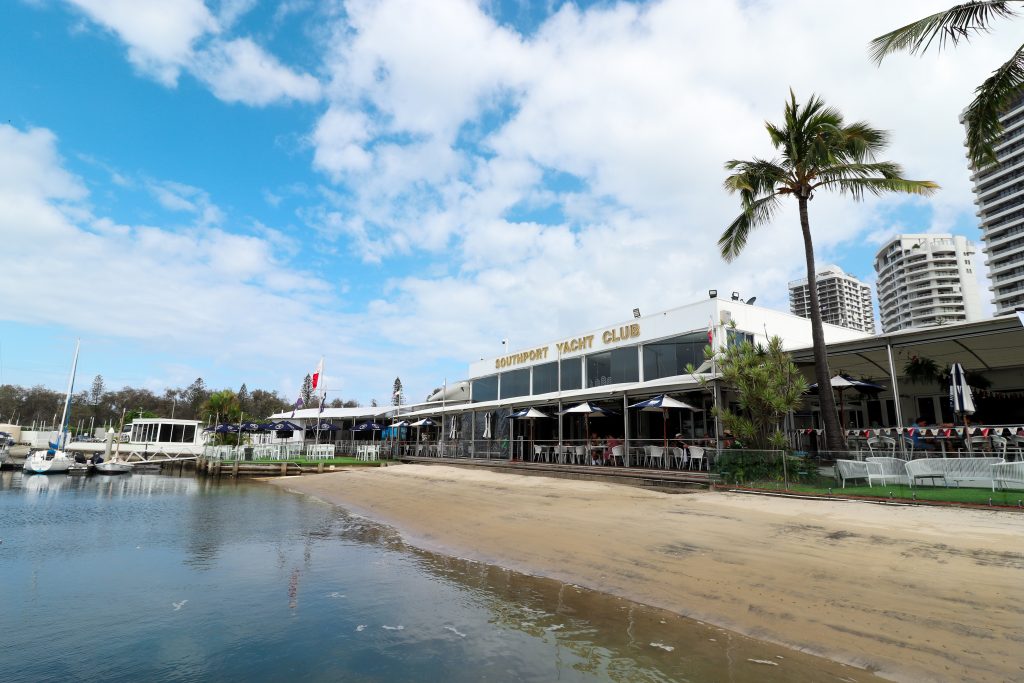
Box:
(720, 91), (938, 452)
(870, 1), (1024, 167)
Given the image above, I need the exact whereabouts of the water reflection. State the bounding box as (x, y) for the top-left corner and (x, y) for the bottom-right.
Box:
(0, 472), (878, 683)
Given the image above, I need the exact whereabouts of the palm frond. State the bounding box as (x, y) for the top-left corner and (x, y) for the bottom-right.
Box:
(869, 1), (1017, 64)
(964, 42), (1024, 166)
(719, 194), (783, 262)
(722, 158), (789, 196)
(820, 177), (940, 200)
(839, 121), (891, 161)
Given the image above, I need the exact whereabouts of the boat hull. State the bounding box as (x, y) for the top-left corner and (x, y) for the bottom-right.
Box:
(95, 461), (132, 474)
(22, 450), (73, 474)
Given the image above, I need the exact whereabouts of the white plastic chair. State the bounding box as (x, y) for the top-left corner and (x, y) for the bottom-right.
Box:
(646, 445), (665, 469)
(672, 447), (688, 469)
(688, 446), (706, 470)
(610, 445), (625, 466)
(573, 445), (586, 465)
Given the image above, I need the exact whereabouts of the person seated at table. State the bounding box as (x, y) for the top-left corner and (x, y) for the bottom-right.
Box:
(908, 417), (938, 452)
(603, 434), (620, 465)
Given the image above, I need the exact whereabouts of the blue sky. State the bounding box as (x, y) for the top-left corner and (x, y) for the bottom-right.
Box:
(0, 0), (1014, 406)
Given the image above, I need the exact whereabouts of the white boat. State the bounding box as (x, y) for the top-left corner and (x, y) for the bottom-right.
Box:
(94, 460), (132, 474)
(23, 341), (80, 475)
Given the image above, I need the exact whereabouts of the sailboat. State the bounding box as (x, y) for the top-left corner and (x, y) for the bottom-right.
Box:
(23, 341), (80, 474)
(95, 410), (131, 474)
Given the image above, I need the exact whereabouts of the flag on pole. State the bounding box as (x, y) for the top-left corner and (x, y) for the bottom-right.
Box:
(707, 317), (714, 346)
(319, 394), (326, 414)
(290, 396), (304, 418)
(312, 357), (324, 392)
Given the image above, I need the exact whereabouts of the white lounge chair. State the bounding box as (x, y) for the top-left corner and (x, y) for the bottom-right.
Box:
(835, 459), (869, 487)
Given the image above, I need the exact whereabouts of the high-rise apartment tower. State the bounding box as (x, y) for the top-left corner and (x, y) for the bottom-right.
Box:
(965, 95), (1024, 313)
(873, 234), (983, 332)
(788, 265), (876, 334)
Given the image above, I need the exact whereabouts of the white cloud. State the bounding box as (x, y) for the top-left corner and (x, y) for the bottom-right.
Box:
(0, 123), (345, 387)
(66, 0), (217, 85)
(62, 0), (321, 105)
(192, 37), (322, 105)
(304, 0), (1013, 385)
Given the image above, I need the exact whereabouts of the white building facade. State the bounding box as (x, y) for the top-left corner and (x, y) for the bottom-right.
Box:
(873, 234), (983, 332)
(965, 94), (1024, 314)
(466, 297), (867, 403)
(788, 265), (875, 334)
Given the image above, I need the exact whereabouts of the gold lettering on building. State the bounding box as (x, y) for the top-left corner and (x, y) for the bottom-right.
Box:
(495, 345), (550, 369)
(601, 323), (640, 345)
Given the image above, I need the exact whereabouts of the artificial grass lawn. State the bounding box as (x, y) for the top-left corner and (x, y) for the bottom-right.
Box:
(789, 483), (1024, 506)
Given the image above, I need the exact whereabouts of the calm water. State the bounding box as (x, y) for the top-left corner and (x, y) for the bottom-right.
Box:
(0, 470), (874, 682)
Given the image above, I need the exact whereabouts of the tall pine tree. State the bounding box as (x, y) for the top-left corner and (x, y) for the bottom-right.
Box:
(392, 377), (403, 406)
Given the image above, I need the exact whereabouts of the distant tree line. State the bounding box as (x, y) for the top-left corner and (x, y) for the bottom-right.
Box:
(0, 375), (362, 430)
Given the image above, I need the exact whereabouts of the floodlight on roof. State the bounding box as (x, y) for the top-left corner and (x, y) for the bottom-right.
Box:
(708, 289), (717, 298)
(731, 292), (740, 301)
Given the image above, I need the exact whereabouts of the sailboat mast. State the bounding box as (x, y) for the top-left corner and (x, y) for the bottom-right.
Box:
(57, 340), (80, 450)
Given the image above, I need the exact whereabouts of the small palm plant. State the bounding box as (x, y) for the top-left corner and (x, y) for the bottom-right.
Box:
(721, 91), (938, 452)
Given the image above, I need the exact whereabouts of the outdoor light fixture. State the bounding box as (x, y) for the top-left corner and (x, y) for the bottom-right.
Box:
(731, 292), (740, 301)
(708, 289), (717, 298)
(633, 308), (641, 318)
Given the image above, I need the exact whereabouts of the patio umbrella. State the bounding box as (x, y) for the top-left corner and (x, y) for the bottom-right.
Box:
(305, 421), (339, 432)
(629, 394), (700, 450)
(410, 417), (438, 449)
(448, 415), (459, 440)
(266, 420), (301, 432)
(352, 421), (383, 447)
(239, 421), (267, 432)
(560, 402), (618, 447)
(508, 407), (552, 460)
(205, 423), (239, 434)
(808, 374), (885, 429)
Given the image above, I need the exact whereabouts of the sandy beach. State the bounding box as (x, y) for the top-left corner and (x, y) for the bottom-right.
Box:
(270, 464), (1023, 682)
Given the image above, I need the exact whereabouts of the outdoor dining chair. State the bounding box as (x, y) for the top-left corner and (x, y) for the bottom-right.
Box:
(688, 446), (706, 470)
(671, 447), (688, 469)
(610, 445), (625, 466)
(646, 445), (665, 469)
(867, 435), (897, 456)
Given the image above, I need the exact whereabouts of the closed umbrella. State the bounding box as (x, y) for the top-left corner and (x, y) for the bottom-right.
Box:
(629, 394), (700, 451)
(949, 363), (977, 451)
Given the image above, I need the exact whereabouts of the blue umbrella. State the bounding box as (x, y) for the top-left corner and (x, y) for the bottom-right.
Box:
(266, 420), (301, 431)
(305, 421), (340, 432)
(207, 423), (239, 434)
(240, 422), (267, 433)
(352, 421), (383, 431)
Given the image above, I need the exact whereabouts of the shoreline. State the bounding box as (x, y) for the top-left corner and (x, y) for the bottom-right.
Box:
(268, 464), (1023, 682)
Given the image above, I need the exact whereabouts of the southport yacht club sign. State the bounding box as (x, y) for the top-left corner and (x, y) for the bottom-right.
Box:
(494, 324), (642, 369)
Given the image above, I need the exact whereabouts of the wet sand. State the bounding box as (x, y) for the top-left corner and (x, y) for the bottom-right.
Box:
(269, 464), (1023, 682)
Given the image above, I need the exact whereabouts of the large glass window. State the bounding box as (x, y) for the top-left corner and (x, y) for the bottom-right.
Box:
(159, 424), (172, 442)
(472, 375), (498, 402)
(586, 346), (639, 387)
(642, 333), (707, 380)
(532, 362), (558, 395)
(500, 368), (530, 399)
(560, 358), (582, 391)
(183, 425), (196, 443)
